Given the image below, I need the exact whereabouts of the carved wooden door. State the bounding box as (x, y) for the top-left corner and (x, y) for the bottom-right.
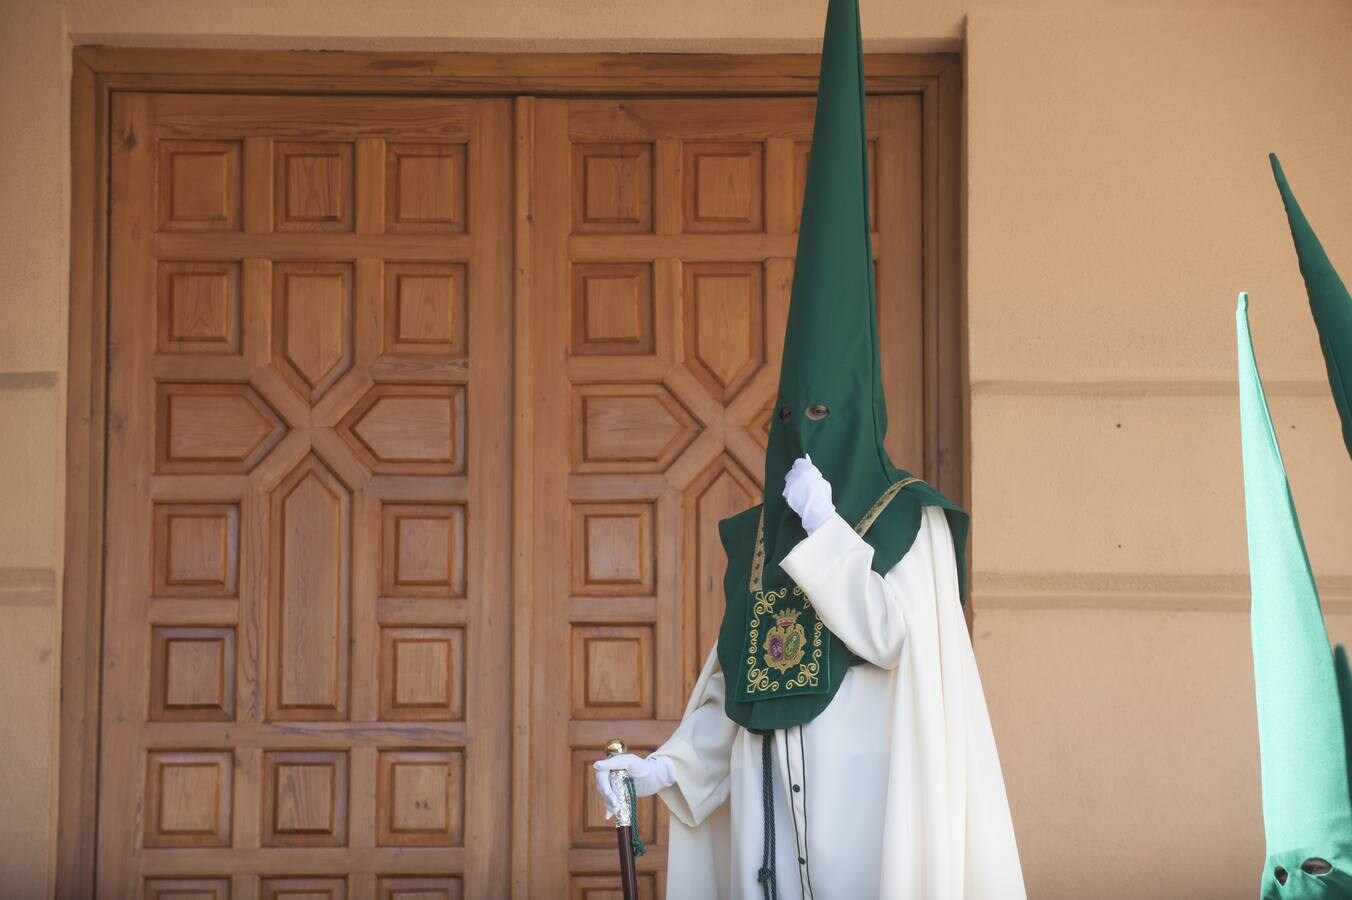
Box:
(102, 93), (512, 899)
(523, 95), (928, 896)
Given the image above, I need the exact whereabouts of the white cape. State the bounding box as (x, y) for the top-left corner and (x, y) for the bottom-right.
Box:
(654, 507), (1025, 899)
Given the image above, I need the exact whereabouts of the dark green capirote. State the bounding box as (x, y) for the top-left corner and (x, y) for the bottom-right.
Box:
(714, 0), (968, 735)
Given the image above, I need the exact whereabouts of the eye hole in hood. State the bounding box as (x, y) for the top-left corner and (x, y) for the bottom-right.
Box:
(1301, 859), (1332, 876)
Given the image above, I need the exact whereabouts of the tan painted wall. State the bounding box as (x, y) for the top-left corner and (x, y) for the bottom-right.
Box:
(3, 0), (1350, 896)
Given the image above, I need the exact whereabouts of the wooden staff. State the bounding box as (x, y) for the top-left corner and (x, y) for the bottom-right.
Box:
(605, 738), (640, 900)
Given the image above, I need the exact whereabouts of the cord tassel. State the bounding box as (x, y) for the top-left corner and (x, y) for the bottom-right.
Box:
(759, 732), (778, 900)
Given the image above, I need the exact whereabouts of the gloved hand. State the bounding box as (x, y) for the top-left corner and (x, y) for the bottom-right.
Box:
(592, 753), (676, 819)
(783, 454), (835, 533)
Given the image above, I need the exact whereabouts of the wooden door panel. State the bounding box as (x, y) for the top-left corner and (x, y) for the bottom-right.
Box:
(527, 94), (928, 894)
(102, 93), (511, 898)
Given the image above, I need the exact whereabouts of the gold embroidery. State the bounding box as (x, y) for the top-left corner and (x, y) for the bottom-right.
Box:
(854, 476), (923, 535)
(744, 586), (821, 695)
(749, 510), (767, 591)
(740, 478), (925, 697)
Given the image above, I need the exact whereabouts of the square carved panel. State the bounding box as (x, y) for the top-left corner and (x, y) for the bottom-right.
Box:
(569, 503), (654, 596)
(682, 141), (764, 233)
(260, 878), (347, 900)
(157, 140), (242, 232)
(379, 626), (466, 721)
(569, 875), (658, 900)
(569, 625), (654, 719)
(572, 143), (653, 233)
(571, 746), (658, 849)
(150, 626), (236, 722)
(376, 749), (465, 847)
(381, 503), (466, 598)
(144, 877), (232, 900)
(144, 750), (234, 848)
(274, 141), (354, 232)
(383, 263), (468, 358)
(262, 750), (350, 847)
(377, 876), (463, 900)
(570, 263), (654, 357)
(385, 143), (467, 233)
(157, 261), (242, 354)
(153, 503), (240, 598)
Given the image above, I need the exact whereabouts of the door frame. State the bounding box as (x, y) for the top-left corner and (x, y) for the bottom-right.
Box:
(61, 47), (961, 899)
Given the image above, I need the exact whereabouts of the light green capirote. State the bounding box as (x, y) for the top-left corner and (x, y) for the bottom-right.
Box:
(1237, 291), (1352, 899)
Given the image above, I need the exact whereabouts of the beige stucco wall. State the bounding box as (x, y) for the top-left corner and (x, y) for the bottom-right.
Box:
(3, 0), (1351, 896)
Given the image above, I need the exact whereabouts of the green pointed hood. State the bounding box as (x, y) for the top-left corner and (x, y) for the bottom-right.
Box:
(757, 0), (905, 570)
(1237, 293), (1352, 898)
(713, 0), (965, 733)
(1270, 154), (1352, 461)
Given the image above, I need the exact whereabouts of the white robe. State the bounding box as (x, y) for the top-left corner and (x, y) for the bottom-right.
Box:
(654, 507), (1026, 899)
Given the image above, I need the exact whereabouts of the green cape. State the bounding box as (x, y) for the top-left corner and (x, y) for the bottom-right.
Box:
(715, 0), (967, 733)
(1237, 292), (1352, 899)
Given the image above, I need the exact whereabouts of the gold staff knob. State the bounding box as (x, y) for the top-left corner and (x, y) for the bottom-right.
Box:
(605, 738), (628, 758)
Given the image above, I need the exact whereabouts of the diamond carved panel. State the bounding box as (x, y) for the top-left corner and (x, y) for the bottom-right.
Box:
(682, 262), (765, 402)
(572, 384), (699, 474)
(155, 382), (286, 474)
(339, 384), (467, 475)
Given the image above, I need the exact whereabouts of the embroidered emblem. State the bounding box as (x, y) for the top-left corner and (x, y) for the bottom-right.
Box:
(764, 608), (807, 672)
(744, 586), (823, 695)
(735, 479), (925, 702)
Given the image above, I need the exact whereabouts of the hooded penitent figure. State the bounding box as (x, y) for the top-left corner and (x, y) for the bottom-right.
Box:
(1233, 156), (1352, 900)
(592, 1), (1025, 896)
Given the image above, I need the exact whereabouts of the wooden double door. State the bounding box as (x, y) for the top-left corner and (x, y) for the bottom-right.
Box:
(100, 86), (943, 899)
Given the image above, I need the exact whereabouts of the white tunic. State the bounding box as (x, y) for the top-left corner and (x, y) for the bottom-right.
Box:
(654, 507), (1026, 899)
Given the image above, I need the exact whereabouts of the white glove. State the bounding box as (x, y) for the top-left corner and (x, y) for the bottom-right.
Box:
(782, 454), (835, 533)
(592, 753), (676, 820)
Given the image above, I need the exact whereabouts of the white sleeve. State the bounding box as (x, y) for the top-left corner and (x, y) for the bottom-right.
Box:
(779, 508), (940, 669)
(653, 647), (739, 828)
